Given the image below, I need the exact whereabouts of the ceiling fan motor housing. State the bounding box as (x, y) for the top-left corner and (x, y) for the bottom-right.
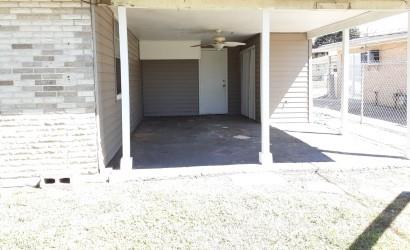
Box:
(214, 36), (226, 43)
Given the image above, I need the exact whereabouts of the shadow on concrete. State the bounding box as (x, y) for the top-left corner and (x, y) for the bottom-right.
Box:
(348, 192), (410, 250)
(320, 149), (407, 160)
(109, 115), (334, 169)
(282, 130), (341, 136)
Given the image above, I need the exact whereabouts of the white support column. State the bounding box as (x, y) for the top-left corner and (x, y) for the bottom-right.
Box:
(118, 6), (133, 170)
(259, 9), (273, 165)
(340, 28), (350, 135)
(407, 10), (410, 158)
(308, 39), (313, 123)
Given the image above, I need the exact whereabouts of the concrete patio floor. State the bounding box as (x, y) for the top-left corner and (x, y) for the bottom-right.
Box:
(109, 115), (409, 170)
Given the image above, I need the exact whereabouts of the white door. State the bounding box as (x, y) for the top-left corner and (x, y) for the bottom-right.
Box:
(240, 46), (256, 120)
(199, 49), (228, 114)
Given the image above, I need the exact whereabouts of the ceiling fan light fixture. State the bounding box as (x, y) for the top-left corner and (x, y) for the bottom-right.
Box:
(214, 43), (224, 50)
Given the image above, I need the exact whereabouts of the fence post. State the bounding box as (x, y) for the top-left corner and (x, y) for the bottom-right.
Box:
(308, 39), (313, 123)
(407, 10), (410, 158)
(341, 28), (350, 135)
(360, 63), (364, 124)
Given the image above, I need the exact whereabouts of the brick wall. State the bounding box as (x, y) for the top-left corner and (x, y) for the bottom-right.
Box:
(0, 0), (98, 179)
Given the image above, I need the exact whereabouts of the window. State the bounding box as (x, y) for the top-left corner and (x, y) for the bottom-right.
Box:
(369, 50), (380, 63)
(114, 19), (121, 98)
(361, 50), (380, 63)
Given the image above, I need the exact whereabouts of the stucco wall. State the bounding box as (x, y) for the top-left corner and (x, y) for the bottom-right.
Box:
(0, 0), (98, 179)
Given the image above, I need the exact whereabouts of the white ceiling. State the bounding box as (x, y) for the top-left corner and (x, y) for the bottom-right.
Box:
(123, 9), (367, 43)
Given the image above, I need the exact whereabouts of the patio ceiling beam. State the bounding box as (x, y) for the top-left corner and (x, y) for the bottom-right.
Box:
(307, 11), (403, 39)
(106, 0), (408, 10)
(118, 6), (133, 170)
(259, 9), (273, 165)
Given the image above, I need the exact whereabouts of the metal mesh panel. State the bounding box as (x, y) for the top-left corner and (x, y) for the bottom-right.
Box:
(312, 55), (407, 130)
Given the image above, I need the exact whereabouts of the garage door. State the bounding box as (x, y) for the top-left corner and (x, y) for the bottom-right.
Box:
(142, 60), (199, 116)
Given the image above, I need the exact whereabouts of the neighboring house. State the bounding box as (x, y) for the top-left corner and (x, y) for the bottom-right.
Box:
(0, 0), (408, 181)
(313, 32), (407, 108)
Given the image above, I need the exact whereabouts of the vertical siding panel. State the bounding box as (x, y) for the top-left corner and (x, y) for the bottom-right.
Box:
(241, 35), (261, 121)
(227, 47), (241, 114)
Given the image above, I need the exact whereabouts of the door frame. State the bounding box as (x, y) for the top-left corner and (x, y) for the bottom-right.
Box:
(199, 48), (228, 115)
(240, 45), (256, 120)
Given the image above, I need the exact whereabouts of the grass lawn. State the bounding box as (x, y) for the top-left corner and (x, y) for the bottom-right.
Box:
(1, 167), (410, 249)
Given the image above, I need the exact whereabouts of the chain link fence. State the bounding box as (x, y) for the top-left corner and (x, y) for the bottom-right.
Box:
(312, 55), (407, 131)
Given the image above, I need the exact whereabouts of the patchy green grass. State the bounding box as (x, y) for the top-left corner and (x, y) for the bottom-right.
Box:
(1, 167), (410, 249)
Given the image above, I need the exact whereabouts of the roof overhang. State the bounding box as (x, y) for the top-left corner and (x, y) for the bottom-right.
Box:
(105, 0), (409, 10)
(307, 11), (404, 38)
(313, 31), (407, 52)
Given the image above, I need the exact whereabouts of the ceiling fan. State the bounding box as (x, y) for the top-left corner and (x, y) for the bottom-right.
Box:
(191, 29), (246, 50)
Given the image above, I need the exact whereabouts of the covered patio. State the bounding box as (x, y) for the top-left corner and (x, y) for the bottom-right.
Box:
(108, 115), (407, 169)
(93, 1), (410, 171)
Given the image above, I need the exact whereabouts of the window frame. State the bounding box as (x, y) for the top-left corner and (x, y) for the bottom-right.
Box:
(361, 50), (380, 64)
(113, 18), (122, 101)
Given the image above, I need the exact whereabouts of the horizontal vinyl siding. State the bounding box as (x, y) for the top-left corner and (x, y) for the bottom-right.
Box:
(94, 6), (143, 166)
(270, 33), (309, 123)
(128, 33), (143, 131)
(142, 60), (199, 116)
(94, 6), (122, 166)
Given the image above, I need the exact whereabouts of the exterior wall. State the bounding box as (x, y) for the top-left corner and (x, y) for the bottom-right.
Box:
(269, 33), (309, 123)
(142, 60), (199, 116)
(241, 35), (261, 121)
(336, 41), (407, 108)
(361, 42), (406, 108)
(128, 33), (143, 131)
(227, 47), (241, 115)
(94, 6), (142, 166)
(0, 0), (98, 179)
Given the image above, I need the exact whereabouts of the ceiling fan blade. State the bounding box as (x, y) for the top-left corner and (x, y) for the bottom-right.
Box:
(223, 42), (246, 47)
(191, 44), (213, 47)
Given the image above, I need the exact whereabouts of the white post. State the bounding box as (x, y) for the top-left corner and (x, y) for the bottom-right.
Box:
(407, 10), (410, 158)
(340, 28), (350, 135)
(259, 9), (273, 165)
(308, 39), (313, 123)
(118, 6), (133, 170)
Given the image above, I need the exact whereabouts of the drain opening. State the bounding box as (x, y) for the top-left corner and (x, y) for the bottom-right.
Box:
(59, 178), (71, 184)
(44, 178), (56, 184)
